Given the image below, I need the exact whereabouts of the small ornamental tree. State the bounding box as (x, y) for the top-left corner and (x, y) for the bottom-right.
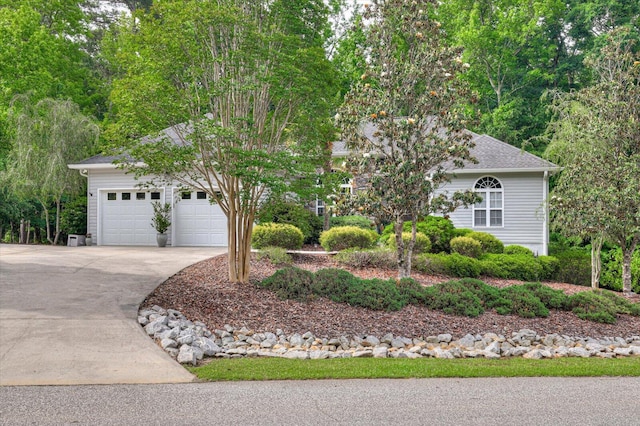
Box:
(335, 0), (478, 278)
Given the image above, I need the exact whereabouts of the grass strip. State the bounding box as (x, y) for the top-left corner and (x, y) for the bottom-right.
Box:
(189, 356), (640, 381)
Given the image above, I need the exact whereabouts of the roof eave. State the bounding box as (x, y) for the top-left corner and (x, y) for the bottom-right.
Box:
(449, 166), (562, 175)
(67, 162), (146, 170)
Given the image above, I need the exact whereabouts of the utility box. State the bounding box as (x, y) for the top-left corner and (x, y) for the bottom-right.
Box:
(67, 234), (86, 247)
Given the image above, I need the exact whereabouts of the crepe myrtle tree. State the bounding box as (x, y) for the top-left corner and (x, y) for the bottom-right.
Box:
(107, 0), (334, 283)
(336, 0), (479, 279)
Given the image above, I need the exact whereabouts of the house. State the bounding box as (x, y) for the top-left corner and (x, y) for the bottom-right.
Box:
(332, 127), (560, 255)
(69, 123), (558, 253)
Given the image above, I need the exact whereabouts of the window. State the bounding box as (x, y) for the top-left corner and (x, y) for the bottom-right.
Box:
(107, 193), (116, 201)
(316, 197), (325, 216)
(136, 192), (146, 200)
(473, 177), (503, 227)
(150, 192), (160, 200)
(181, 192), (192, 200)
(196, 191), (207, 200)
(339, 177), (353, 195)
(121, 192), (131, 200)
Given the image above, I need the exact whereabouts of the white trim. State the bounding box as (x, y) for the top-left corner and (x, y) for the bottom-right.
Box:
(450, 167), (561, 175)
(542, 170), (549, 256)
(68, 162), (146, 170)
(472, 176), (504, 229)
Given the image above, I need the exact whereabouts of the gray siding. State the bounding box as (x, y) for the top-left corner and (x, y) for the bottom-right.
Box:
(438, 172), (548, 255)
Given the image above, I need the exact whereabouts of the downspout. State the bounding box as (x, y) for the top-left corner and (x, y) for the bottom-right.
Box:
(543, 170), (549, 256)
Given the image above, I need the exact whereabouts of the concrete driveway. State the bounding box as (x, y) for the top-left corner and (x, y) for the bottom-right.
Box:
(0, 244), (225, 386)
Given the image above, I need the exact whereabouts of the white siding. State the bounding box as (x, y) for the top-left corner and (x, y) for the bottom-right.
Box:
(438, 172), (548, 255)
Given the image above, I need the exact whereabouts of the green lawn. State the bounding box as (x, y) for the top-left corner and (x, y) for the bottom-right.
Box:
(189, 356), (640, 381)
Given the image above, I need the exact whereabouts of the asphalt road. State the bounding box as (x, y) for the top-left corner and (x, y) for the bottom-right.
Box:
(2, 377), (639, 425)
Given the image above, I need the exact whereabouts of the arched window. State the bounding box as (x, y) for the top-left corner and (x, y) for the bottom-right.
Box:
(473, 177), (503, 227)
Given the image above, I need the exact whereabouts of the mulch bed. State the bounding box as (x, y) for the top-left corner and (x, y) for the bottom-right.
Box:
(142, 253), (640, 340)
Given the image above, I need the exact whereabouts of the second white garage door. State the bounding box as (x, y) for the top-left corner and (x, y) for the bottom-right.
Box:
(174, 190), (227, 246)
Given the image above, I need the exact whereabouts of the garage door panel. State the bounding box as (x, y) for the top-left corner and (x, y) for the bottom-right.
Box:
(100, 190), (156, 246)
(174, 191), (227, 247)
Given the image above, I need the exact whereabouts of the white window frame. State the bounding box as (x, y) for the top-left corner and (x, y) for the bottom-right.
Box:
(315, 196), (325, 216)
(473, 176), (503, 228)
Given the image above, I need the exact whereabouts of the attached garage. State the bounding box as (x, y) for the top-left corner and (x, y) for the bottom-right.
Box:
(99, 189), (161, 246)
(173, 190), (228, 247)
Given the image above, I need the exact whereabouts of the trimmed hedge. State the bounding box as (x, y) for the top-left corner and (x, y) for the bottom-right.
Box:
(255, 246), (292, 266)
(386, 232), (432, 254)
(380, 216), (455, 253)
(552, 249), (591, 286)
(257, 199), (323, 244)
(467, 231), (504, 254)
(319, 226), (378, 251)
(450, 236), (483, 258)
(336, 247), (396, 269)
(480, 254), (544, 281)
(330, 215), (376, 230)
(504, 245), (534, 256)
(252, 223), (304, 250)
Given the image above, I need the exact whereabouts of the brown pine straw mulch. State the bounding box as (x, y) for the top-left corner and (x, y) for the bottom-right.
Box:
(142, 253), (640, 340)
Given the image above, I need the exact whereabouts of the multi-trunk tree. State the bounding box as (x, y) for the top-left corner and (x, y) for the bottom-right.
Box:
(336, 0), (478, 279)
(106, 0), (335, 283)
(546, 28), (640, 293)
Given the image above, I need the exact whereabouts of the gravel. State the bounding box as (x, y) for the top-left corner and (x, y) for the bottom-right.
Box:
(142, 253), (640, 340)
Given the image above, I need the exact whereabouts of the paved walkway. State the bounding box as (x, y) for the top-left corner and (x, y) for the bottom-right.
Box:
(0, 244), (225, 386)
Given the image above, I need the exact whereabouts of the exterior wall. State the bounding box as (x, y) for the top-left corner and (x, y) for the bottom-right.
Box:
(437, 172), (549, 255)
(87, 169), (171, 246)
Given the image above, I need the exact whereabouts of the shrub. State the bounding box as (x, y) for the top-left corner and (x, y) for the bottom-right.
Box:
(257, 199), (323, 244)
(259, 267), (314, 301)
(493, 285), (549, 318)
(467, 231), (504, 254)
(336, 247), (396, 269)
(255, 246), (292, 266)
(537, 256), (560, 280)
(504, 245), (534, 256)
(457, 278), (503, 307)
(451, 228), (472, 239)
(443, 253), (482, 278)
(319, 226), (377, 251)
(521, 282), (568, 310)
(597, 290), (640, 316)
(552, 249), (591, 286)
(396, 278), (429, 305)
(450, 236), (483, 258)
(568, 291), (619, 324)
(481, 254), (544, 281)
(380, 216), (455, 253)
(60, 196), (87, 235)
(252, 223), (304, 250)
(386, 232), (432, 254)
(600, 247), (640, 293)
(414, 253), (449, 275)
(345, 278), (406, 311)
(423, 280), (485, 317)
(330, 215), (376, 230)
(312, 268), (359, 302)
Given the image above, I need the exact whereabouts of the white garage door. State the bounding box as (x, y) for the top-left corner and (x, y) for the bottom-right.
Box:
(100, 190), (159, 246)
(174, 190), (227, 246)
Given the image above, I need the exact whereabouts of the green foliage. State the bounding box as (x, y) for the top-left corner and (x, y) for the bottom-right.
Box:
(552, 249), (591, 286)
(521, 282), (568, 310)
(396, 278), (429, 305)
(450, 236), (483, 258)
(335, 247), (396, 269)
(252, 223), (304, 250)
(492, 286), (550, 318)
(345, 278), (406, 311)
(504, 245), (534, 256)
(255, 246), (292, 267)
(259, 267), (314, 302)
(423, 280), (485, 317)
(414, 253), (450, 275)
(386, 232), (432, 255)
(467, 231), (504, 254)
(568, 291), (620, 324)
(537, 256), (560, 279)
(257, 198), (323, 244)
(150, 201), (171, 234)
(451, 228), (473, 239)
(311, 268), (359, 302)
(60, 196), (87, 235)
(319, 226), (377, 251)
(330, 215), (376, 230)
(443, 253), (482, 278)
(600, 248), (640, 293)
(480, 254), (544, 282)
(380, 216), (455, 253)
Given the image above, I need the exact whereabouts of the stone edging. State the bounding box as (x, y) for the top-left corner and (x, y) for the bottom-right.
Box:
(139, 305), (640, 365)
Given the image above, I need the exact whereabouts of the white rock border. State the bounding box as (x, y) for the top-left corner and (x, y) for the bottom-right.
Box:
(139, 305), (640, 365)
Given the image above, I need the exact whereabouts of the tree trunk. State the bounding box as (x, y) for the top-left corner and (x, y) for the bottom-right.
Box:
(395, 218), (407, 278)
(53, 199), (61, 245)
(620, 237), (637, 294)
(19, 219), (25, 244)
(39, 199), (53, 244)
(323, 209), (330, 231)
(226, 204), (254, 284)
(590, 234), (603, 289)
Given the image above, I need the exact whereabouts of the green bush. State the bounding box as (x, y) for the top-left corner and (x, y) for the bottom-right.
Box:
(345, 278), (406, 311)
(259, 267), (314, 301)
(552, 249), (591, 286)
(568, 291), (619, 324)
(380, 216), (455, 253)
(330, 215), (376, 230)
(414, 253), (449, 275)
(504, 245), (534, 256)
(450, 236), (483, 258)
(312, 268), (359, 302)
(444, 253), (482, 278)
(255, 246), (292, 266)
(396, 278), (429, 305)
(537, 256), (560, 280)
(451, 228), (473, 239)
(597, 290), (640, 316)
(521, 282), (568, 310)
(467, 231), (504, 254)
(386, 232), (432, 254)
(423, 280), (485, 317)
(600, 248), (640, 293)
(336, 247), (396, 269)
(319, 226), (377, 251)
(60, 196), (87, 235)
(493, 285), (549, 318)
(252, 223), (304, 250)
(257, 199), (323, 244)
(481, 254), (544, 281)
